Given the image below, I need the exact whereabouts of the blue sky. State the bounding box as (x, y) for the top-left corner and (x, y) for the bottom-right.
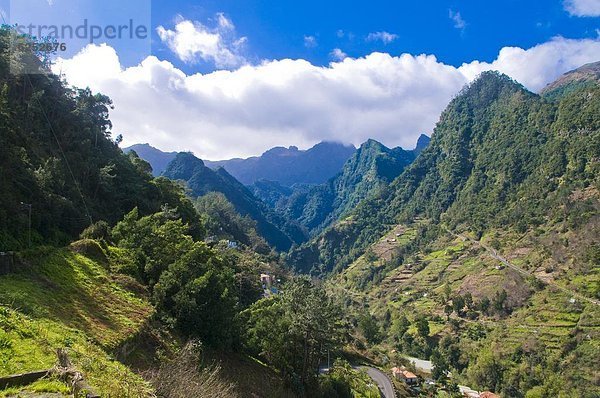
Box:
(150, 0), (599, 73)
(3, 0), (599, 159)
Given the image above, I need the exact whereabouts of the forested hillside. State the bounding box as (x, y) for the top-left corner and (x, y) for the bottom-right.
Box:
(275, 139), (420, 235)
(0, 31), (202, 251)
(287, 68), (599, 397)
(288, 70), (599, 276)
(163, 152), (307, 251)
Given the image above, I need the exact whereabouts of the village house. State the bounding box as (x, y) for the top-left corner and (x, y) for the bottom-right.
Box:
(391, 366), (418, 385)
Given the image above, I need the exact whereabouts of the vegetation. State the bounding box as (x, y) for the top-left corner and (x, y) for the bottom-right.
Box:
(242, 277), (345, 394)
(163, 152), (307, 251)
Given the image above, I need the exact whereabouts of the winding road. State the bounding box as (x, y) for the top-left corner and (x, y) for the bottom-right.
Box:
(360, 366), (395, 398)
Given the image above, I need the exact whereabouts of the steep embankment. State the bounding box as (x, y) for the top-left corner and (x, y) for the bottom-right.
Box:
(0, 241), (155, 396)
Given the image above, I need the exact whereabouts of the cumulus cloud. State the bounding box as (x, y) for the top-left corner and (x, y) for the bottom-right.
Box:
(330, 48), (348, 60)
(156, 14), (247, 68)
(366, 31), (398, 44)
(53, 36), (600, 160)
(449, 9), (466, 30)
(304, 35), (318, 48)
(564, 0), (600, 16)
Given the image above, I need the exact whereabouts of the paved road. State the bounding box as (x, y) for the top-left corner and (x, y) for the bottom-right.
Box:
(405, 356), (433, 372)
(360, 366), (395, 398)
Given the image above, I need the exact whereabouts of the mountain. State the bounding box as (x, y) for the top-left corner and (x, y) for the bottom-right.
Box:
(279, 139), (419, 235)
(205, 141), (356, 186)
(541, 60), (600, 100)
(413, 133), (431, 155)
(0, 47), (202, 249)
(163, 152), (306, 251)
(319, 70), (600, 397)
(123, 143), (177, 176)
(289, 70), (599, 276)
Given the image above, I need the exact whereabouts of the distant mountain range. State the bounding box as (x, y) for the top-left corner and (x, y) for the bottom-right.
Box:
(123, 143), (177, 176)
(129, 136), (431, 239)
(204, 142), (357, 186)
(125, 141), (357, 185)
(252, 136), (430, 235)
(162, 152), (307, 251)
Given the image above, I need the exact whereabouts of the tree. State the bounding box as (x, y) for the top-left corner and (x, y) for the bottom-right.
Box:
(431, 350), (449, 383)
(444, 305), (453, 320)
(242, 277), (344, 390)
(358, 313), (381, 344)
(452, 295), (466, 317)
(393, 314), (411, 341)
(468, 347), (505, 393)
(415, 316), (430, 339)
(153, 242), (237, 347)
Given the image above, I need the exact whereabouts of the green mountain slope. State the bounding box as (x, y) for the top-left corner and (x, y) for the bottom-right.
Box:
(541, 60), (600, 100)
(284, 139), (417, 234)
(313, 69), (600, 397)
(252, 139), (423, 236)
(289, 71), (599, 276)
(163, 152), (307, 251)
(0, 30), (202, 251)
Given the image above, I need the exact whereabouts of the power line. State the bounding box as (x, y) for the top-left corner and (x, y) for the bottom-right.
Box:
(24, 73), (93, 226)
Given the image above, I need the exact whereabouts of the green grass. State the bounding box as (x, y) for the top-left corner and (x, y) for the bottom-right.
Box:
(0, 243), (152, 349)
(0, 241), (155, 396)
(0, 378), (71, 397)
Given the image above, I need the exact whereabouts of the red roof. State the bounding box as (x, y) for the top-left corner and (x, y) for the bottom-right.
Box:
(480, 392), (500, 398)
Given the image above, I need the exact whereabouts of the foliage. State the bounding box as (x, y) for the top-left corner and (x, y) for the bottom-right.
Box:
(241, 277), (345, 392)
(163, 152), (307, 251)
(318, 359), (380, 398)
(0, 27), (202, 251)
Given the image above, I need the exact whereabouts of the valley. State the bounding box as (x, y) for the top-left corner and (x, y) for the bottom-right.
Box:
(0, 25), (598, 398)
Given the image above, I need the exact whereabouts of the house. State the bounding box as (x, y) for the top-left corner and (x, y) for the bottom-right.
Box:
(260, 273), (273, 287)
(391, 367), (418, 385)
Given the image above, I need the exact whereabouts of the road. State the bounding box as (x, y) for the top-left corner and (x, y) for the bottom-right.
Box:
(360, 366), (396, 398)
(405, 356), (433, 372)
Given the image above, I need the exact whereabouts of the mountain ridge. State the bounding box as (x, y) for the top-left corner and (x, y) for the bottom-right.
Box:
(163, 152), (307, 251)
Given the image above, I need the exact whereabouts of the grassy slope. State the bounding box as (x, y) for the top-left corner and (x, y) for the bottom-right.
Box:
(0, 240), (299, 398)
(0, 241), (154, 396)
(330, 208), (600, 394)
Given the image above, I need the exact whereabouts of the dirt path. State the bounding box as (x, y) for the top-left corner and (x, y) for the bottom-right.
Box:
(448, 229), (600, 307)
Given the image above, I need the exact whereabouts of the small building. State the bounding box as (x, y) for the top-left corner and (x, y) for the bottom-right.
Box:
(226, 240), (238, 249)
(391, 367), (418, 385)
(260, 273), (273, 287)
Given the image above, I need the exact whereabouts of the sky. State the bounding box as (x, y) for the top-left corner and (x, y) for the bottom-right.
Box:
(3, 0), (600, 159)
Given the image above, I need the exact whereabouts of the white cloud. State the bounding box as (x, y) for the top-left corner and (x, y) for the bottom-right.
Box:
(53, 36), (600, 160)
(304, 35), (318, 48)
(156, 14), (247, 68)
(330, 48), (348, 60)
(449, 9), (466, 30)
(564, 0), (600, 16)
(366, 31), (398, 44)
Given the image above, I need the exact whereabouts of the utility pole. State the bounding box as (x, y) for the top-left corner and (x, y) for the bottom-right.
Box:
(20, 202), (32, 248)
